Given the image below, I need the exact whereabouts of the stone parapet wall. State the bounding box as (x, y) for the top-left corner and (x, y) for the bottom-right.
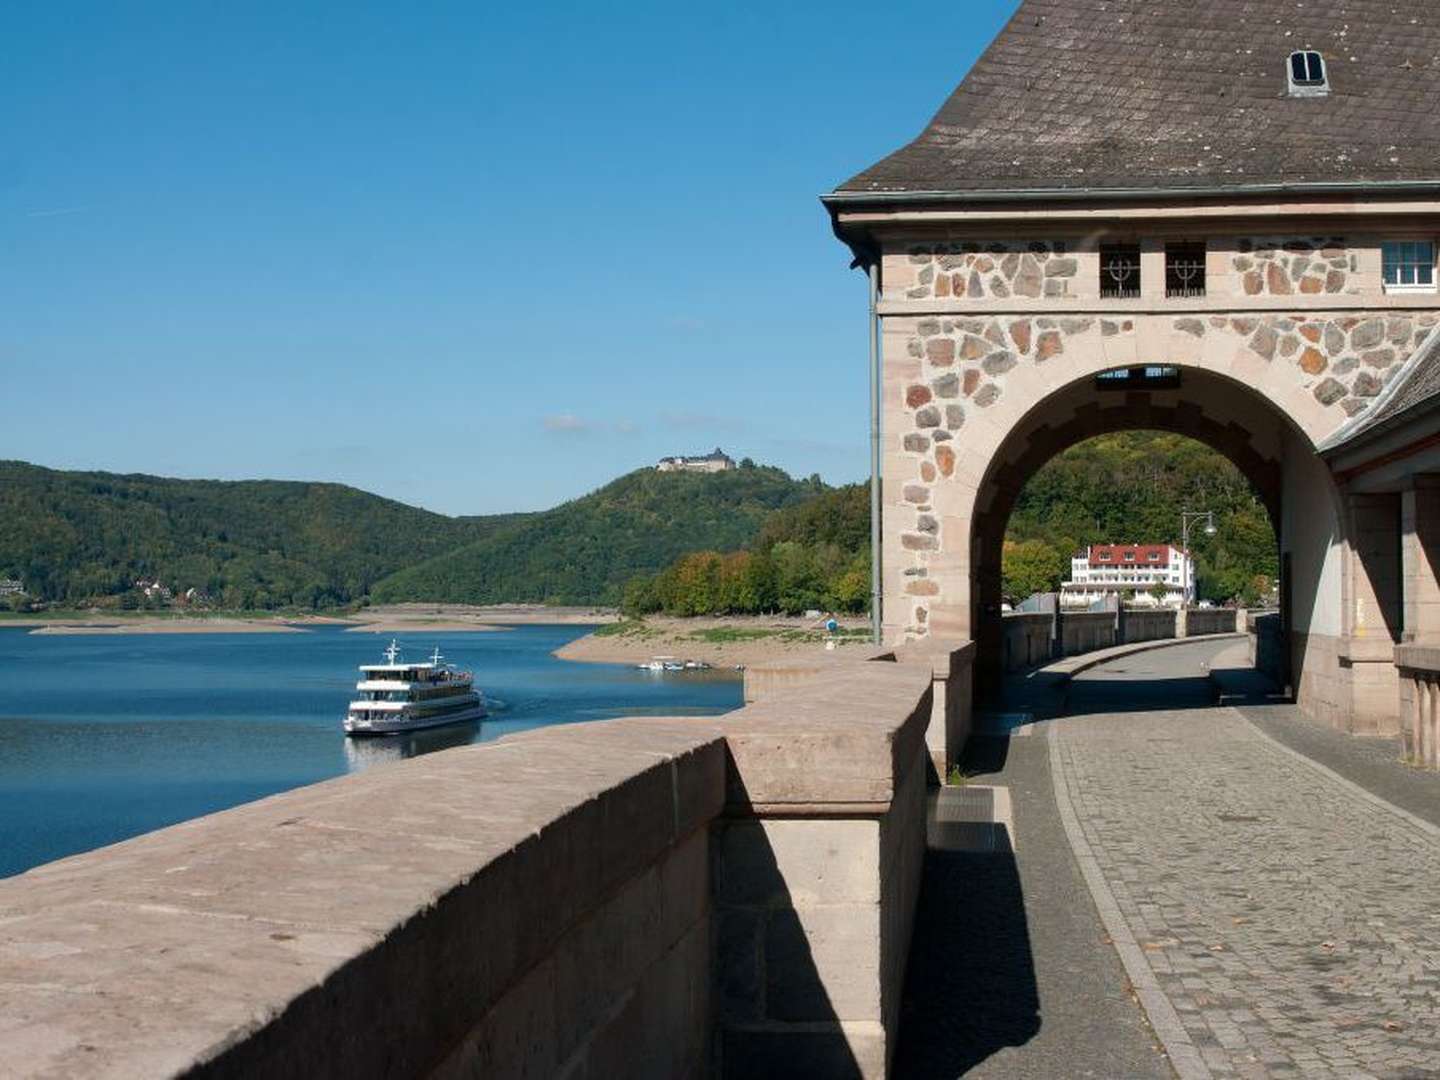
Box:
(0, 717), (727, 1080)
(1060, 611), (1119, 655)
(1002, 612), (1055, 671)
(0, 649), (966, 1080)
(1185, 608), (1240, 637)
(1120, 607), (1178, 643)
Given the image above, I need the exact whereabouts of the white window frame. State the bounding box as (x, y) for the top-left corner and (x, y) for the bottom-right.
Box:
(1287, 50), (1329, 97)
(1382, 240), (1437, 294)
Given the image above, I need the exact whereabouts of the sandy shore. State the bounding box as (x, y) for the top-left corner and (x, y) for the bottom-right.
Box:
(27, 618), (309, 635)
(364, 603), (618, 626)
(343, 621), (508, 634)
(553, 615), (875, 668)
(5, 603), (619, 637)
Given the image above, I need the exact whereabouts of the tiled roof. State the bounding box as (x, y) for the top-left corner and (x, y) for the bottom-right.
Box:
(1324, 327), (1440, 449)
(1087, 544), (1180, 566)
(837, 0), (1440, 195)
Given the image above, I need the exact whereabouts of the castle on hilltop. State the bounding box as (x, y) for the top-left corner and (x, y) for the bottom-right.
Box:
(656, 448), (736, 474)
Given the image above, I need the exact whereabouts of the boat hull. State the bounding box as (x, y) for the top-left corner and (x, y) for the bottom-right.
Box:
(343, 702), (487, 737)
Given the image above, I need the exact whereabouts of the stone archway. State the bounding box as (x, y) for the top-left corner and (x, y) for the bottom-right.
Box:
(880, 307), (1383, 721)
(964, 366), (1315, 691)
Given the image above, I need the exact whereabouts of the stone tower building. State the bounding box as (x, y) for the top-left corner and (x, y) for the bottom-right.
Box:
(826, 0), (1440, 736)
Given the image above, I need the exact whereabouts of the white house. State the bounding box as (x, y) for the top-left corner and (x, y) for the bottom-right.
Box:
(1061, 544), (1196, 608)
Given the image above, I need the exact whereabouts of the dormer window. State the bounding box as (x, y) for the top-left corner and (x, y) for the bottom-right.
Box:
(1288, 50), (1328, 96)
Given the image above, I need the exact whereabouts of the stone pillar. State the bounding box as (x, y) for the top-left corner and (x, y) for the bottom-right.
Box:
(1401, 476), (1440, 644)
(713, 662), (933, 1079)
(1176, 606), (1189, 638)
(1342, 493), (1403, 734)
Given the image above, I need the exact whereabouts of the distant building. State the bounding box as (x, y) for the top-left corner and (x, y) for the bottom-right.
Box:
(656, 448), (737, 474)
(1061, 544), (1196, 608)
(0, 579), (25, 597)
(134, 579), (174, 602)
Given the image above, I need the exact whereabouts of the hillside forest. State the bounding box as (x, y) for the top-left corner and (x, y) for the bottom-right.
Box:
(1, 432), (1278, 614)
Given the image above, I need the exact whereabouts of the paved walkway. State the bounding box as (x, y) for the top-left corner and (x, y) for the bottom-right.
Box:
(896, 640), (1440, 1079)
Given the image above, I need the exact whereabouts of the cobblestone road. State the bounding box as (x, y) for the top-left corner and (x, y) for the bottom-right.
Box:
(1056, 650), (1440, 1079)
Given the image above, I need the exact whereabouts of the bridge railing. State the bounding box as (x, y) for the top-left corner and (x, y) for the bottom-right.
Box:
(1001, 603), (1241, 673)
(0, 643), (975, 1080)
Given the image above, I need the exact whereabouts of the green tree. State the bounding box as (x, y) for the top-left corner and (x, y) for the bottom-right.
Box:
(1002, 539), (1068, 601)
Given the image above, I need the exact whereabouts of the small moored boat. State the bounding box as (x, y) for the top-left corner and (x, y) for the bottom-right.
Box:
(344, 640), (486, 736)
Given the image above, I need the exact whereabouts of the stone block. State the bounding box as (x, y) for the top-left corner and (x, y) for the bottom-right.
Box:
(722, 1021), (887, 1080)
(764, 903), (882, 1022)
(713, 907), (764, 1021)
(434, 955), (559, 1080)
(715, 819), (880, 908)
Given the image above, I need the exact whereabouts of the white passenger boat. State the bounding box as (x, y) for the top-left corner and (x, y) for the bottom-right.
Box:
(343, 640), (486, 737)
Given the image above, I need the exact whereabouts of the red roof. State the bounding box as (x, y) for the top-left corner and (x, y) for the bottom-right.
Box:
(1087, 544), (1176, 567)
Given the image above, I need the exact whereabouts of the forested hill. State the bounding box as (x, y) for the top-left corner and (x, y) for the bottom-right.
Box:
(369, 466), (824, 606)
(1003, 432), (1279, 603)
(0, 461), (523, 608)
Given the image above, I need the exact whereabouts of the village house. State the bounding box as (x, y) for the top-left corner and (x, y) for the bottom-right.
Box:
(1061, 543), (1197, 608)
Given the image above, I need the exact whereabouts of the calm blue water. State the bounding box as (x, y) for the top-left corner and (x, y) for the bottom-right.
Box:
(0, 624), (741, 878)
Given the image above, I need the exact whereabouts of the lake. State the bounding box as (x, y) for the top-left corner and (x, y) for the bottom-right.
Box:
(0, 623), (742, 879)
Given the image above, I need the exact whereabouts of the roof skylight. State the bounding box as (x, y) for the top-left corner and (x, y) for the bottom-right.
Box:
(1288, 50), (1329, 96)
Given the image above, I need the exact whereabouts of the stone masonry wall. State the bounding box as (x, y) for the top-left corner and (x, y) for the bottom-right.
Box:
(1234, 236), (1358, 296)
(902, 241), (1077, 301)
(890, 309), (1440, 638)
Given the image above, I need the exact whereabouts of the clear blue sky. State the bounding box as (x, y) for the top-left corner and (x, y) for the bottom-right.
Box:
(3, 1), (1018, 516)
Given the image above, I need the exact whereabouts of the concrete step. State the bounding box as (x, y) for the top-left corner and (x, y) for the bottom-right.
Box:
(927, 784), (1014, 854)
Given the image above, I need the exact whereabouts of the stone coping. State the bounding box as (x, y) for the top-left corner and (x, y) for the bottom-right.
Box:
(724, 660), (936, 811)
(1396, 642), (1440, 673)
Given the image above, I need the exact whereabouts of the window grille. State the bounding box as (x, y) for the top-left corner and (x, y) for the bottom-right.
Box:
(1382, 241), (1436, 290)
(1165, 242), (1207, 297)
(1101, 244), (1141, 298)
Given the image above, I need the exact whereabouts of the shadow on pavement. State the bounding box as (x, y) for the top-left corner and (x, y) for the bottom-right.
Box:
(1062, 673), (1221, 715)
(894, 743), (1039, 1078)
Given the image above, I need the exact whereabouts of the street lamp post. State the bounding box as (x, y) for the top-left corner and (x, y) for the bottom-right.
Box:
(1180, 511), (1217, 605)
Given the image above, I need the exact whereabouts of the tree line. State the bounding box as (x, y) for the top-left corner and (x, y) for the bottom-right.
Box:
(621, 485), (871, 616)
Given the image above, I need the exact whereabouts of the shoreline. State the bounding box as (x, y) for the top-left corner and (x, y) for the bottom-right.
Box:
(553, 615), (874, 669)
(25, 619), (310, 635)
(4, 603), (619, 637)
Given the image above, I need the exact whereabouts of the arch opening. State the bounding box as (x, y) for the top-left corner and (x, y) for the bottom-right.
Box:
(959, 365), (1345, 696)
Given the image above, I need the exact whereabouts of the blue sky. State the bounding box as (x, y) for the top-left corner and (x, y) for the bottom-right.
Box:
(3, 1), (1017, 515)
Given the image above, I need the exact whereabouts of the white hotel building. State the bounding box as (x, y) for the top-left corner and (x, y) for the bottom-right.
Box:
(1060, 544), (1196, 609)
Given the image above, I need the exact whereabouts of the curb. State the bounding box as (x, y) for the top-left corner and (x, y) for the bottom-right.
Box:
(1056, 632), (1246, 680)
(1046, 720), (1212, 1080)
